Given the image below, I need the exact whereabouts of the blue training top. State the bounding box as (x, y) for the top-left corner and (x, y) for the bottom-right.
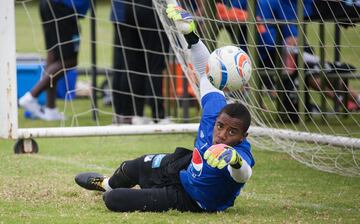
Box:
(255, 0), (313, 64)
(256, 0), (313, 41)
(55, 0), (90, 16)
(179, 92), (255, 212)
(110, 0), (126, 22)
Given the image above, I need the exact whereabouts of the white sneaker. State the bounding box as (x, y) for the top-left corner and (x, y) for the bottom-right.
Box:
(131, 116), (154, 125)
(157, 117), (174, 125)
(19, 92), (43, 119)
(40, 107), (65, 121)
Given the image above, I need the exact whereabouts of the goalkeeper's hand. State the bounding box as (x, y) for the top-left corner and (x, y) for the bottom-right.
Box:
(166, 4), (196, 34)
(204, 144), (242, 169)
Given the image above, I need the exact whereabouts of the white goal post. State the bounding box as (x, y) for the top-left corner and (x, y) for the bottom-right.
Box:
(1, 0), (360, 176)
(0, 0), (18, 140)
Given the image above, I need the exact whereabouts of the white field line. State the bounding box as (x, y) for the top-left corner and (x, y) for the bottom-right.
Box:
(32, 154), (114, 172)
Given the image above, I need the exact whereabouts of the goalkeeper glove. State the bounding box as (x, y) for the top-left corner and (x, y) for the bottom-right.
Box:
(166, 4), (196, 35)
(204, 144), (243, 169)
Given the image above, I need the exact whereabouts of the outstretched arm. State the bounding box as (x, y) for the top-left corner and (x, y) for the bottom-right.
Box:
(166, 4), (223, 98)
(227, 159), (252, 183)
(204, 144), (252, 183)
(190, 40), (224, 98)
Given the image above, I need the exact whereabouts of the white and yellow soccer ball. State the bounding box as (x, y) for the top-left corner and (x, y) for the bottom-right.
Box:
(206, 45), (252, 91)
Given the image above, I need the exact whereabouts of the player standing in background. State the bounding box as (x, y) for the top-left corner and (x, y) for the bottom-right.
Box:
(19, 0), (90, 121)
(110, 0), (170, 125)
(255, 0), (360, 116)
(74, 4), (255, 212)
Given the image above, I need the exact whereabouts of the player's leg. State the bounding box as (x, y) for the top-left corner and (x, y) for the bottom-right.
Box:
(143, 32), (169, 122)
(103, 185), (202, 212)
(127, 63), (146, 118)
(47, 0), (78, 116)
(109, 147), (192, 189)
(30, 57), (76, 98)
(111, 23), (129, 122)
(75, 148), (192, 191)
(21, 0), (79, 120)
(117, 16), (146, 119)
(18, 0), (55, 117)
(135, 1), (169, 122)
(109, 153), (166, 189)
(307, 75), (337, 100)
(75, 153), (165, 191)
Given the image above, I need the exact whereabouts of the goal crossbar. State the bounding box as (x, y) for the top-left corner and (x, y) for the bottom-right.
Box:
(16, 125), (360, 149)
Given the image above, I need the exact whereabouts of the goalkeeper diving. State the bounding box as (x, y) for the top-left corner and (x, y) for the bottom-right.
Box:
(74, 4), (255, 213)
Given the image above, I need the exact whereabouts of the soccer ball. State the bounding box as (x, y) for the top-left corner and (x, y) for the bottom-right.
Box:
(206, 45), (252, 91)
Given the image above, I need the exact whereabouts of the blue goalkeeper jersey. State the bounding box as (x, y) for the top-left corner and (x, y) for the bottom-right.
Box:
(179, 92), (255, 212)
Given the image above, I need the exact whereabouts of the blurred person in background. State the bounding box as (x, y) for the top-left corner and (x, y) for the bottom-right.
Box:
(19, 0), (90, 121)
(254, 0), (360, 117)
(110, 0), (171, 125)
(205, 0), (360, 117)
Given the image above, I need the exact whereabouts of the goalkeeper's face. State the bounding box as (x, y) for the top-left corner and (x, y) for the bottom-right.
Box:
(213, 112), (247, 147)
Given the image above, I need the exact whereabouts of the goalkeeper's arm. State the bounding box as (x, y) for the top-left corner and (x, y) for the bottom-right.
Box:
(166, 4), (223, 98)
(204, 144), (252, 183)
(228, 158), (252, 183)
(191, 38), (224, 98)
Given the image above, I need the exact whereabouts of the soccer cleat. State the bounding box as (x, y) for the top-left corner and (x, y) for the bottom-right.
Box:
(75, 172), (106, 192)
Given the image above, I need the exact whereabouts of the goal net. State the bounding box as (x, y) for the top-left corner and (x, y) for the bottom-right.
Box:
(1, 0), (359, 176)
(153, 0), (360, 176)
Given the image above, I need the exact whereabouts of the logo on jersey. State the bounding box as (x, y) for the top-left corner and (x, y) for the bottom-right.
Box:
(144, 154), (155, 162)
(151, 154), (166, 168)
(190, 148), (203, 177)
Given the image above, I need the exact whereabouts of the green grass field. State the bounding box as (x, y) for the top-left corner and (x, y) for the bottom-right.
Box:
(2, 1), (359, 223)
(6, 101), (360, 222)
(1, 135), (360, 223)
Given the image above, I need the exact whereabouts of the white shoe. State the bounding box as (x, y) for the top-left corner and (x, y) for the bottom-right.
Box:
(131, 116), (154, 125)
(157, 117), (174, 125)
(40, 107), (65, 121)
(19, 92), (43, 119)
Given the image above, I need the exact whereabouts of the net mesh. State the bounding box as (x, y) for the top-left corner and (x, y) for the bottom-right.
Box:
(15, 0), (360, 176)
(154, 0), (360, 176)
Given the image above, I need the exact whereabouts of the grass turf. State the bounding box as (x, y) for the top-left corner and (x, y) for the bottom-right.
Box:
(1, 135), (360, 223)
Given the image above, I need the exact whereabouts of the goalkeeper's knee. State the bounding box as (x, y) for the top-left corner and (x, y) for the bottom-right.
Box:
(109, 161), (137, 188)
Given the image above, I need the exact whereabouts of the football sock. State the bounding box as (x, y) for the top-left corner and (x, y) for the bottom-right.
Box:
(101, 178), (112, 192)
